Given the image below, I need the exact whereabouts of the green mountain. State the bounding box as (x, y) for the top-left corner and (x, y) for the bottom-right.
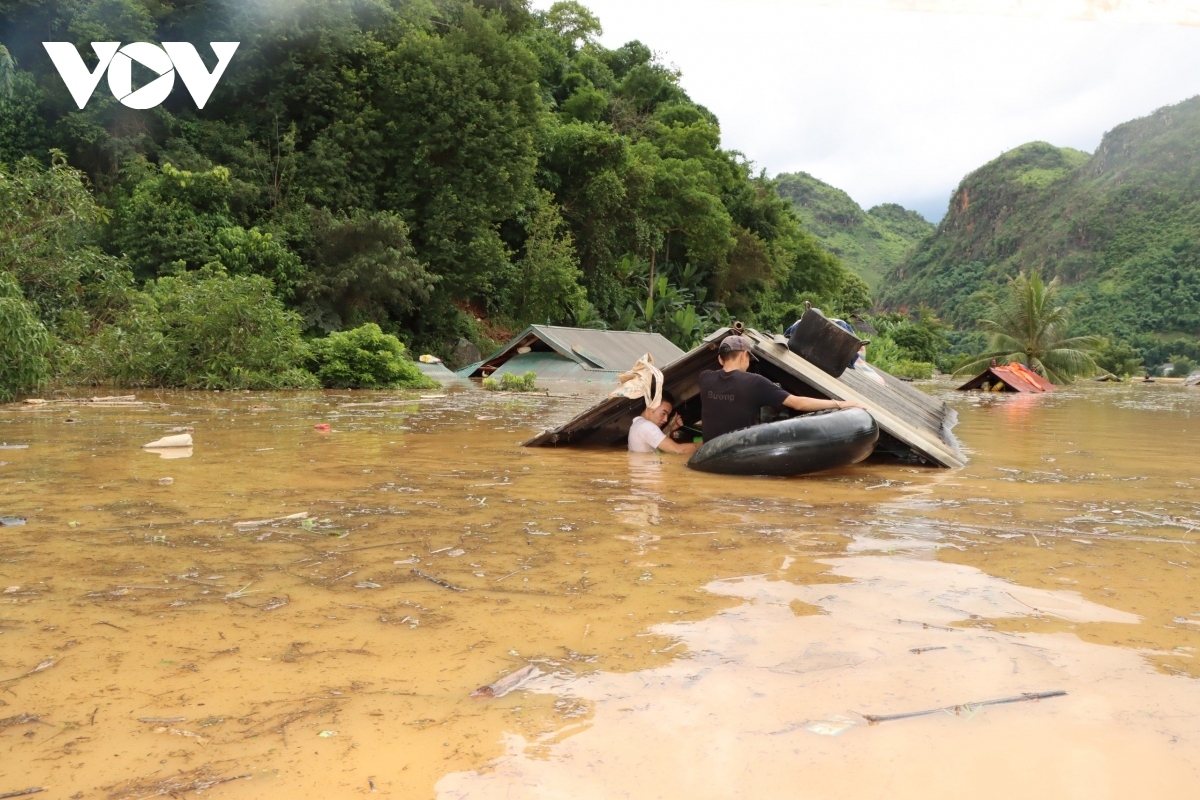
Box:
(880, 95), (1200, 364)
(776, 172), (934, 288)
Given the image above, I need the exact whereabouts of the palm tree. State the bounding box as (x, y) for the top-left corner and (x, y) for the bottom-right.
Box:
(955, 271), (1102, 384)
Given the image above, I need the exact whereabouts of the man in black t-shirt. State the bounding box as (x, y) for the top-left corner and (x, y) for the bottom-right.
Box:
(698, 335), (866, 441)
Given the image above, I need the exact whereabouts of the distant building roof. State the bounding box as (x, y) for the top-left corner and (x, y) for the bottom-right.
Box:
(957, 362), (1057, 393)
(462, 325), (685, 378)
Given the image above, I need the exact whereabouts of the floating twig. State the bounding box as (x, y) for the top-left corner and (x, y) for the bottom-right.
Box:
(138, 717), (186, 723)
(862, 690), (1066, 724)
(93, 621), (128, 632)
(412, 569), (465, 592)
(910, 646), (947, 655)
(0, 788), (45, 799)
(895, 618), (960, 632)
(0, 659), (56, 684)
(495, 565), (531, 582)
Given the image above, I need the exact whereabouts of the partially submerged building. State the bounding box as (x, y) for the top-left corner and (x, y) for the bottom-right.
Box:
(457, 325), (685, 392)
(525, 326), (965, 468)
(957, 362), (1056, 393)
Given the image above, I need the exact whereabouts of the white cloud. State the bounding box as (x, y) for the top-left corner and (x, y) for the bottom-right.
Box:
(536, 0), (1200, 219)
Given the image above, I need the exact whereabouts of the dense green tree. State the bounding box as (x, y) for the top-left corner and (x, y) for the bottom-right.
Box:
(0, 153), (132, 345)
(0, 271), (51, 401)
(295, 208), (436, 334)
(82, 267), (317, 390)
(499, 190), (586, 325)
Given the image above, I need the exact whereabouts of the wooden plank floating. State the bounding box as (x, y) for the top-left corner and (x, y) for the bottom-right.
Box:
(524, 327), (965, 469)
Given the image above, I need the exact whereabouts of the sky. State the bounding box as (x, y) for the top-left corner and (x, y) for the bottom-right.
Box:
(533, 0), (1200, 221)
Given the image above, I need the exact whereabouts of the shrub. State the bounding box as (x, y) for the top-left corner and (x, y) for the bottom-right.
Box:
(863, 332), (904, 373)
(1169, 354), (1197, 377)
(307, 323), (437, 389)
(0, 272), (51, 401)
(501, 371), (539, 392)
(83, 268), (318, 390)
(483, 371), (539, 392)
(892, 360), (934, 380)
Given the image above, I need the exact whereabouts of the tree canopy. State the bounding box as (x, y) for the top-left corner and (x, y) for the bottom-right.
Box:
(0, 0), (864, 394)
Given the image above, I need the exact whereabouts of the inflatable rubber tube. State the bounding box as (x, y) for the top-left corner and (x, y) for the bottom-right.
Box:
(686, 407), (878, 476)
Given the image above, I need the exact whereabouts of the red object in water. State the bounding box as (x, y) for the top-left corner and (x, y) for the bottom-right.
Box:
(957, 361), (1057, 393)
(314, 423), (331, 432)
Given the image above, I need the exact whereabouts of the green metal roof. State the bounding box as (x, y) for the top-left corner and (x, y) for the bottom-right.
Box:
(464, 325), (685, 378)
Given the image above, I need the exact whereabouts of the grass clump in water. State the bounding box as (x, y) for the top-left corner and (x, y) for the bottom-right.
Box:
(483, 371), (538, 392)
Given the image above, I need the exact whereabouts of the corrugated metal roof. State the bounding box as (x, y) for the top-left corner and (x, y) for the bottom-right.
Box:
(958, 363), (1057, 393)
(491, 352), (595, 381)
(530, 326), (684, 371)
(465, 325), (685, 377)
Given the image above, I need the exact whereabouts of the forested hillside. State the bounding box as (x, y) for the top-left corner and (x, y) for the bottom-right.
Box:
(881, 95), (1200, 366)
(0, 0), (866, 399)
(776, 172), (933, 288)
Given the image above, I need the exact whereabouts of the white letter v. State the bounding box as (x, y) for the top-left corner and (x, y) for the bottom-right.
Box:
(43, 42), (121, 109)
(163, 42), (239, 109)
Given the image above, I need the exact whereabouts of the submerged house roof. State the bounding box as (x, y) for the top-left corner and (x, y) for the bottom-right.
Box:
(957, 362), (1057, 393)
(525, 327), (966, 468)
(457, 326), (686, 383)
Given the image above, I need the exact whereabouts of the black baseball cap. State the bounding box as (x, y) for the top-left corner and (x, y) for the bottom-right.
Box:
(718, 334), (757, 359)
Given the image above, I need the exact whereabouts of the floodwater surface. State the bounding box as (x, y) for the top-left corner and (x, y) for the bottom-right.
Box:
(0, 381), (1197, 798)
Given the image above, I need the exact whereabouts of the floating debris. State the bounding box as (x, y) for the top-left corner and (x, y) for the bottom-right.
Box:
(233, 511), (308, 529)
(138, 716), (186, 723)
(105, 765), (249, 798)
(862, 690), (1066, 724)
(1, 658), (56, 684)
(154, 727), (207, 744)
(471, 664), (541, 699)
(23, 395), (162, 408)
(0, 713), (42, 731)
(805, 715), (858, 736)
(0, 788), (45, 799)
(0, 517), (25, 527)
(142, 433), (193, 449)
(413, 569), (466, 592)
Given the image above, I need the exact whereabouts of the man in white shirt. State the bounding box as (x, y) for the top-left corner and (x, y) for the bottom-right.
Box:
(627, 391), (699, 455)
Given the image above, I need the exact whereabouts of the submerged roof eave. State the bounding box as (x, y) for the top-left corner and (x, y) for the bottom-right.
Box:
(525, 326), (966, 469)
(465, 325), (686, 378)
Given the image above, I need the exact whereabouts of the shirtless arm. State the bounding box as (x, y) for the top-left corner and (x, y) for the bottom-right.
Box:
(783, 395), (867, 413)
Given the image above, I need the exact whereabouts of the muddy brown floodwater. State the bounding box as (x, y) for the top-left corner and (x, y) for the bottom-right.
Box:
(0, 380), (1197, 798)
